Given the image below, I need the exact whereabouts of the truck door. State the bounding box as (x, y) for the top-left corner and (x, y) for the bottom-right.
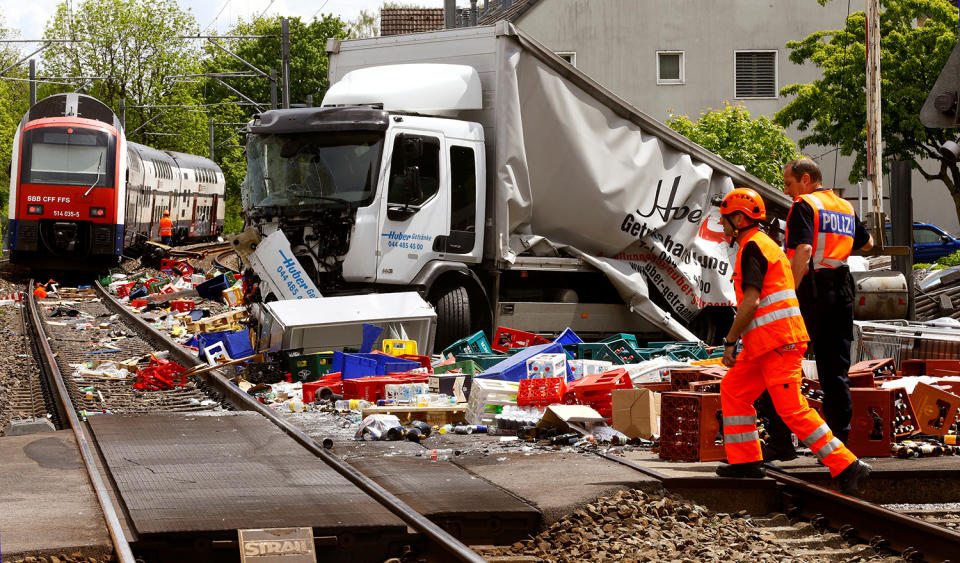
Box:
(376, 132), (449, 283)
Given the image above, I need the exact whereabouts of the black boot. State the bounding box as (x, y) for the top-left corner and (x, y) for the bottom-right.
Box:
(762, 441), (798, 462)
(837, 460), (871, 495)
(715, 461), (766, 478)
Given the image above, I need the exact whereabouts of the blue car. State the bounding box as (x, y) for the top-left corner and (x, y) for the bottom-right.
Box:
(884, 222), (960, 262)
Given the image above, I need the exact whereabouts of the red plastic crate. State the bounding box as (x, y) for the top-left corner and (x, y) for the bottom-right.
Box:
(169, 299), (195, 313)
(564, 368), (633, 420)
(303, 373), (342, 403)
(849, 388), (895, 457)
(517, 377), (566, 407)
(910, 382), (960, 435)
(130, 299), (148, 308)
(342, 373), (429, 402)
(116, 283), (135, 298)
(400, 354), (433, 371)
(491, 326), (550, 353)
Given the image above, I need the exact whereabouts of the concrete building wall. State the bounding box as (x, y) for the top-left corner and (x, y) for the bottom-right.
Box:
(515, 0), (960, 233)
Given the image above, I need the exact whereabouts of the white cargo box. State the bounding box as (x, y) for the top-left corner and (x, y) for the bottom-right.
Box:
(257, 292), (436, 354)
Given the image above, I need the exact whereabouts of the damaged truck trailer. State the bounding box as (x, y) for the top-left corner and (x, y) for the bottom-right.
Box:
(238, 22), (794, 351)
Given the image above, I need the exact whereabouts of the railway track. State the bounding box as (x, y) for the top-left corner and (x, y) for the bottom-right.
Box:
(600, 451), (960, 561)
(23, 278), (487, 562)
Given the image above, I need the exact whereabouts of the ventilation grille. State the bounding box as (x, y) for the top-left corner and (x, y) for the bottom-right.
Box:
(735, 51), (776, 98)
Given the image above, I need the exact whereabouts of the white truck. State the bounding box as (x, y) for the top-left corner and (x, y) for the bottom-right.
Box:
(239, 22), (796, 351)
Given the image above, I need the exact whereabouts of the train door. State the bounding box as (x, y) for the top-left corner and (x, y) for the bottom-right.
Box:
(148, 194), (156, 240)
(210, 195), (218, 236)
(190, 195), (197, 237)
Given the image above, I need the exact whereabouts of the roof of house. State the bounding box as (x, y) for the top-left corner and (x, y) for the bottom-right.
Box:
(380, 8), (445, 36)
(478, 0), (540, 25)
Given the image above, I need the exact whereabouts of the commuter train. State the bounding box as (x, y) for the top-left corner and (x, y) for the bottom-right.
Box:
(7, 93), (225, 270)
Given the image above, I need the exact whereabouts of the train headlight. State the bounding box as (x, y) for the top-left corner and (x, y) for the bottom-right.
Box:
(27, 204), (43, 215)
(90, 207), (106, 218)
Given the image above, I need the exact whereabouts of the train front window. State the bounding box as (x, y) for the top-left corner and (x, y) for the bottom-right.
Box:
(243, 132), (383, 210)
(22, 126), (116, 188)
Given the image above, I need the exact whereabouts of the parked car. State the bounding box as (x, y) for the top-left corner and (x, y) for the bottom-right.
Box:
(885, 222), (960, 262)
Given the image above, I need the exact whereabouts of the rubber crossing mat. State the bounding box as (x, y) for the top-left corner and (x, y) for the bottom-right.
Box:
(350, 455), (542, 545)
(87, 412), (406, 537)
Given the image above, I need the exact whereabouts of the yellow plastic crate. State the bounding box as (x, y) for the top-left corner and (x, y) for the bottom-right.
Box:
(382, 339), (417, 356)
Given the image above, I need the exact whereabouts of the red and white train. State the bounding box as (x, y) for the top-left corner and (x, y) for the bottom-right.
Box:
(7, 93), (225, 270)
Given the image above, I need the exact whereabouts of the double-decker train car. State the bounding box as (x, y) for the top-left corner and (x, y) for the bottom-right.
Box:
(7, 93), (225, 270)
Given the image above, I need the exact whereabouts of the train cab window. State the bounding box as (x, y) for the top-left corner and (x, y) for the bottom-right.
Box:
(21, 126), (116, 188)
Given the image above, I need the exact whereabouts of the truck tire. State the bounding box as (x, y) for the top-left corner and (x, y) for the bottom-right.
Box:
(434, 285), (470, 353)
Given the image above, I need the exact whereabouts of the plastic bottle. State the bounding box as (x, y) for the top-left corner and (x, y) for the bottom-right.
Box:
(429, 448), (453, 461)
(334, 399), (350, 411)
(438, 424), (454, 435)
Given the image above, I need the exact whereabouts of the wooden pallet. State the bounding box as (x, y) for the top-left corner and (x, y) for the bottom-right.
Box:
(196, 309), (246, 332)
(361, 405), (467, 426)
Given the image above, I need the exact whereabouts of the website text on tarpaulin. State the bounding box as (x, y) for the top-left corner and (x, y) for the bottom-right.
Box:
(276, 249), (320, 299)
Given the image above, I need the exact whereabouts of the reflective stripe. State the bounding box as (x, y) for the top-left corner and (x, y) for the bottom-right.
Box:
(723, 415), (757, 426)
(724, 430), (760, 445)
(815, 438), (844, 460)
(801, 423), (831, 448)
(745, 306), (803, 333)
(758, 289), (797, 308)
(814, 257), (847, 270)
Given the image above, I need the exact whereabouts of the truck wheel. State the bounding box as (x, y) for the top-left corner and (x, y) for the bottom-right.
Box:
(434, 285), (470, 353)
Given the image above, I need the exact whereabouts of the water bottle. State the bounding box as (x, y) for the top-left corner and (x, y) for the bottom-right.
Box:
(438, 424), (454, 435)
(429, 448), (453, 461)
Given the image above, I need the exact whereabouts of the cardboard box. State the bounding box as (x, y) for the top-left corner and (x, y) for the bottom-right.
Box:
(536, 404), (606, 434)
(612, 388), (660, 439)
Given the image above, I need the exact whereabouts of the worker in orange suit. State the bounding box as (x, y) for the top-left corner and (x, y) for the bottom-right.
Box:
(33, 283), (47, 298)
(159, 209), (173, 246)
(714, 187), (870, 495)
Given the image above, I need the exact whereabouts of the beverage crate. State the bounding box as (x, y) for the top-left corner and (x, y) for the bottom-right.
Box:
(573, 343), (626, 365)
(169, 299), (195, 313)
(465, 379), (520, 425)
(333, 352), (421, 380)
(564, 368), (633, 420)
(910, 382), (960, 435)
(492, 326), (550, 353)
(688, 380), (721, 393)
(517, 377), (566, 407)
(900, 358), (960, 377)
(568, 359), (613, 380)
(383, 339), (418, 356)
(303, 373), (343, 403)
(891, 387), (920, 438)
(800, 378), (824, 416)
(599, 333), (640, 349)
(287, 352), (334, 382)
(455, 354), (508, 370)
(434, 360), (482, 376)
(400, 354), (432, 370)
(442, 330), (493, 357)
(552, 327), (583, 346)
(658, 392), (725, 462)
(526, 353), (567, 379)
(473, 342), (566, 382)
(667, 367), (721, 392)
(849, 388), (895, 457)
(342, 374), (429, 402)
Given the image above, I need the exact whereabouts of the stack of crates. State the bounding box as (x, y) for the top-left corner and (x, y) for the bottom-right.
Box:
(564, 368), (633, 421)
(517, 377), (566, 407)
(466, 379), (520, 425)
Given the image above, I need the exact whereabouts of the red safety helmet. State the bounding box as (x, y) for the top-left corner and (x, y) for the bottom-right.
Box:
(163, 210), (170, 216)
(720, 188), (765, 221)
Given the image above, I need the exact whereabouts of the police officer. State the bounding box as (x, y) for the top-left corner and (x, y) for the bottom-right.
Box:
(714, 187), (870, 494)
(761, 158), (874, 461)
(160, 209), (173, 246)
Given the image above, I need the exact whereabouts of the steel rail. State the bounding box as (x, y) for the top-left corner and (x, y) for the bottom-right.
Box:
(26, 281), (137, 563)
(212, 249), (240, 273)
(765, 464), (960, 562)
(598, 450), (960, 561)
(93, 281), (487, 563)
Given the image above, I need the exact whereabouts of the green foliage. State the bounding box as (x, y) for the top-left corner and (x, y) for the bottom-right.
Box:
(0, 18), (29, 216)
(936, 249), (960, 267)
(348, 10), (379, 38)
(775, 0), (960, 218)
(914, 262), (932, 269)
(666, 103), (803, 187)
(41, 0), (206, 153)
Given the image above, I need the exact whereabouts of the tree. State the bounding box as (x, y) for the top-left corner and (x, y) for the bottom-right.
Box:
(348, 10), (379, 39)
(775, 0), (960, 215)
(40, 0), (206, 153)
(0, 16), (29, 214)
(667, 103), (803, 187)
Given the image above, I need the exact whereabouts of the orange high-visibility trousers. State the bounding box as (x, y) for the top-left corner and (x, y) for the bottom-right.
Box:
(720, 342), (857, 477)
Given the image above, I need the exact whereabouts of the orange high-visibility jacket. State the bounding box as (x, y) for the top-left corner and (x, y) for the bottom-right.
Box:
(732, 227), (809, 360)
(159, 216), (173, 236)
(785, 189), (856, 272)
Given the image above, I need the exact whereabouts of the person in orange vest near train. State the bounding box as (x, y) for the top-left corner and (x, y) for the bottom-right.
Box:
(160, 209), (173, 246)
(714, 187), (870, 495)
(759, 158), (875, 462)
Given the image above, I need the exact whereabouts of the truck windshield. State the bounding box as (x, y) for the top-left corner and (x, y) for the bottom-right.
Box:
(244, 132), (384, 209)
(21, 126), (115, 188)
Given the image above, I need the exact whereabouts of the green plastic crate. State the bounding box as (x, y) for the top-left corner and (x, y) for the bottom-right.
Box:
(435, 360), (482, 376)
(456, 354), (508, 370)
(287, 351), (334, 382)
(442, 330), (493, 358)
(575, 344), (626, 365)
(600, 333), (640, 349)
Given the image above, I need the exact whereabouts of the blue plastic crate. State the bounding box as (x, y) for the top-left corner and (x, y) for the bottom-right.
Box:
(474, 342), (567, 382)
(333, 351), (378, 380)
(552, 327), (583, 347)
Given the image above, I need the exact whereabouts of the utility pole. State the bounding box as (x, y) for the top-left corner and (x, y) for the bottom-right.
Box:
(865, 0), (884, 244)
(281, 18), (290, 109)
(209, 118), (215, 160)
(29, 59), (36, 106)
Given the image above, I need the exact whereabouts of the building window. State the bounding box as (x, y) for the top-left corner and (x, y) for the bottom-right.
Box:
(556, 52), (576, 67)
(735, 50), (777, 98)
(657, 51), (684, 85)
